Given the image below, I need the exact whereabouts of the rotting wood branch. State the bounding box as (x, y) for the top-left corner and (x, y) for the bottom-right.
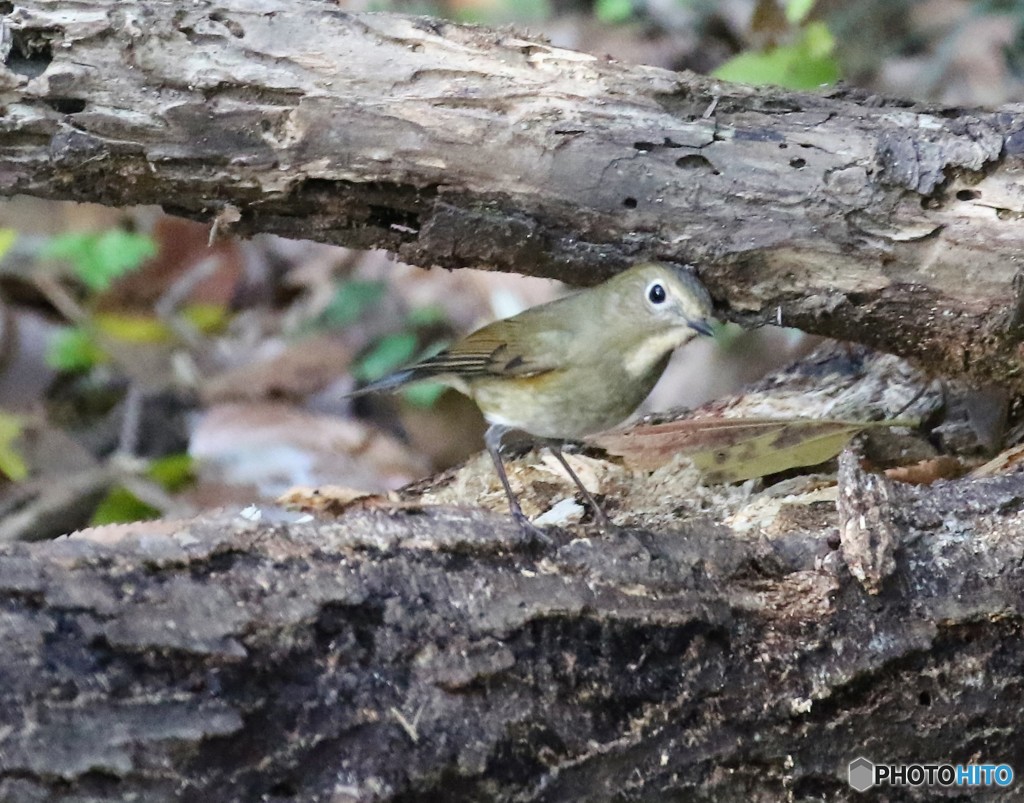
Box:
(2, 2), (1024, 387)
(2, 434), (1024, 800)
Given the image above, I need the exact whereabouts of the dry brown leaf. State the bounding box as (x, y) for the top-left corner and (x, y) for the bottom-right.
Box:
(202, 334), (354, 404)
(884, 455), (964, 485)
(278, 485), (413, 517)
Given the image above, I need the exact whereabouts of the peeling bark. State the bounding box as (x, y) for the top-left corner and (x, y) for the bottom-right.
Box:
(2, 2), (1024, 385)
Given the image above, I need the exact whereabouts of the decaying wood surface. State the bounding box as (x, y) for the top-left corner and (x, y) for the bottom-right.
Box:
(0, 346), (1021, 802)
(1, 468), (1023, 802)
(3, 2), (1024, 385)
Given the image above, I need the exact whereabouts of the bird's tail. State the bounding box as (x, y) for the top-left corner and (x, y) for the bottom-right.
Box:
(346, 368), (418, 398)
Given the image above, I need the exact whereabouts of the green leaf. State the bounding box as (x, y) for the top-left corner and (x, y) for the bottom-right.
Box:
(354, 331), (419, 382)
(713, 21), (839, 89)
(785, 0), (816, 24)
(596, 0), (634, 24)
(0, 229), (17, 262)
(401, 381), (446, 408)
(0, 412), (28, 481)
(406, 304), (447, 326)
(147, 453), (195, 492)
(801, 20), (835, 59)
(452, 0), (549, 24)
(317, 280), (387, 328)
(46, 326), (107, 372)
(43, 230), (157, 292)
(90, 486), (160, 526)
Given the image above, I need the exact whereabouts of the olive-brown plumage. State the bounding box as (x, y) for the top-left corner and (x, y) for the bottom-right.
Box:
(354, 262), (715, 532)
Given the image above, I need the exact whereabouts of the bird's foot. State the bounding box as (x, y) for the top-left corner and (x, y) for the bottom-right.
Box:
(587, 502), (614, 531)
(593, 516), (620, 534)
(512, 511), (553, 546)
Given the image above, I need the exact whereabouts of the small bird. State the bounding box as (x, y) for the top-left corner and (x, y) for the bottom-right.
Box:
(352, 262), (716, 533)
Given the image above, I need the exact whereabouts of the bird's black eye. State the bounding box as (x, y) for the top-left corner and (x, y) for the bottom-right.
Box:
(648, 283), (667, 304)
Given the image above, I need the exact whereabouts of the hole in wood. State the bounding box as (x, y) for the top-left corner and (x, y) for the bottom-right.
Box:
(622, 197), (638, 209)
(956, 189), (981, 201)
(4, 29), (52, 78)
(675, 154), (716, 173)
(789, 157), (807, 169)
(46, 98), (86, 114)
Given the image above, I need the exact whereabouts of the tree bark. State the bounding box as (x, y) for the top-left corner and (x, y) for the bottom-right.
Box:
(3, 2), (1024, 386)
(2, 447), (1024, 801)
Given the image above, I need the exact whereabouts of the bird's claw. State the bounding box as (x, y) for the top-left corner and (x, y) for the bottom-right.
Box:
(513, 511), (553, 546)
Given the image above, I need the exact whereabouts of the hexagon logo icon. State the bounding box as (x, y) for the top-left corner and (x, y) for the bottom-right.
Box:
(849, 757), (875, 792)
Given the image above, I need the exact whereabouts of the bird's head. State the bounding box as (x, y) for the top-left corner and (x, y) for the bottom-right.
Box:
(607, 262), (716, 339)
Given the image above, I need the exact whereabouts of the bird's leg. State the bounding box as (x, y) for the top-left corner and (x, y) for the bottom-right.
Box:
(548, 443), (611, 528)
(484, 423), (550, 542)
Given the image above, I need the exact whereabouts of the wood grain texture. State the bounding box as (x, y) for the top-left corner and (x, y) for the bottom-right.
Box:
(3, 3), (1024, 385)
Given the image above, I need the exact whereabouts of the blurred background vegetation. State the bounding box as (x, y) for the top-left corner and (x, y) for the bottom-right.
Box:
(1, 0), (1021, 537)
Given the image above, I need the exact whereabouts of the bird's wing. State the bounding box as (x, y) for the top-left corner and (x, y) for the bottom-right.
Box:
(349, 310), (570, 397)
(412, 318), (560, 379)
(415, 323), (561, 378)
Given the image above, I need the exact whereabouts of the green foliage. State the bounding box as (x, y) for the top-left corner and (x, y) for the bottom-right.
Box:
(401, 381), (447, 408)
(0, 229), (17, 262)
(89, 453), (194, 525)
(406, 304), (447, 327)
(94, 313), (174, 344)
(315, 280), (387, 329)
(0, 412), (28, 481)
(90, 486), (160, 526)
(147, 453), (195, 492)
(47, 305), (228, 374)
(714, 21), (838, 89)
(595, 0), (634, 24)
(181, 303), (231, 334)
(353, 331), (451, 406)
(354, 331), (420, 382)
(43, 230), (157, 292)
(451, 0), (550, 24)
(310, 278), (452, 409)
(714, 0), (840, 90)
(785, 0), (815, 24)
(46, 326), (107, 372)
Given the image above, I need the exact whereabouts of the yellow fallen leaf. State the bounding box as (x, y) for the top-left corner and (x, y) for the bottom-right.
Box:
(94, 313), (174, 344)
(0, 412), (28, 481)
(0, 229), (16, 262)
(591, 417), (914, 484)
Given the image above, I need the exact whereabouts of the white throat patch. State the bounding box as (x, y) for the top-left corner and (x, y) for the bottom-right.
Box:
(623, 330), (689, 378)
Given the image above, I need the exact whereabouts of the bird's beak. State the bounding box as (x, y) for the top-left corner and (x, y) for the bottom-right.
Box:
(688, 318), (716, 337)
